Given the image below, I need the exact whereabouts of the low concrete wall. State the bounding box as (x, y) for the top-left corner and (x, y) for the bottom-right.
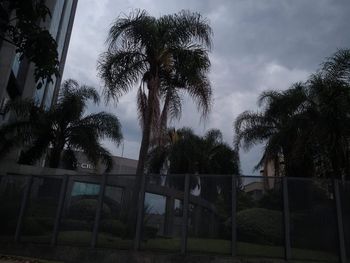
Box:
(0, 163), (78, 176)
(0, 243), (287, 263)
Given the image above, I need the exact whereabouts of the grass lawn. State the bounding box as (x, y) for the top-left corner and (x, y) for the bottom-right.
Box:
(16, 231), (339, 262)
(0, 254), (61, 263)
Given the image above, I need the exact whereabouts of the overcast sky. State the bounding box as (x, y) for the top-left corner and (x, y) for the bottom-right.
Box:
(62, 0), (350, 175)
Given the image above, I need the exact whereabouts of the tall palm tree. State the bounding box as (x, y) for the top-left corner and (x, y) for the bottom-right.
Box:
(0, 79), (123, 171)
(97, 10), (212, 175)
(305, 49), (350, 179)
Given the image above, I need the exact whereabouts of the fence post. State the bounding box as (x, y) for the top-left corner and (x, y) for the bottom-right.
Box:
(334, 179), (347, 263)
(231, 174), (237, 257)
(91, 173), (107, 248)
(15, 175), (33, 243)
(134, 173), (146, 250)
(51, 175), (69, 246)
(282, 177), (291, 260)
(181, 174), (190, 254)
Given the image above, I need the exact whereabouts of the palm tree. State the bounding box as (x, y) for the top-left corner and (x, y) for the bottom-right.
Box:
(234, 49), (350, 179)
(147, 128), (239, 200)
(0, 79), (123, 171)
(234, 83), (313, 177)
(97, 10), (212, 175)
(305, 49), (350, 179)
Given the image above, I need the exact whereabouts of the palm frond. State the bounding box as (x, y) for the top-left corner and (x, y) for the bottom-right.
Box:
(56, 79), (100, 122)
(18, 136), (51, 165)
(258, 90), (281, 108)
(72, 111), (123, 145)
(2, 98), (36, 118)
(204, 129), (223, 145)
(160, 86), (182, 126)
(322, 49), (350, 82)
(234, 110), (275, 150)
(98, 46), (147, 102)
(160, 10), (213, 49)
(107, 9), (157, 50)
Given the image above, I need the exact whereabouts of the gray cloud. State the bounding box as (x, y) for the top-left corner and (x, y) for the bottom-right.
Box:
(63, 0), (350, 174)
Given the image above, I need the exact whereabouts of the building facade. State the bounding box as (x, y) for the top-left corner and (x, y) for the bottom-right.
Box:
(0, 0), (78, 111)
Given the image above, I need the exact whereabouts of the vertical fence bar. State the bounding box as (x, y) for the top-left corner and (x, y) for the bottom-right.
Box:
(134, 173), (147, 250)
(231, 174), (237, 257)
(14, 175), (33, 243)
(282, 177), (291, 260)
(91, 173), (107, 248)
(51, 175), (69, 246)
(334, 179), (347, 263)
(181, 174), (190, 254)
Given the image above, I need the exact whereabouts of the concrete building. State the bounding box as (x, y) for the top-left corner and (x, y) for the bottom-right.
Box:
(0, 151), (138, 177)
(67, 151), (138, 175)
(0, 0), (78, 111)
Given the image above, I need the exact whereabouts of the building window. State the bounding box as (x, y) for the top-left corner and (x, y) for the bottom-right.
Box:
(71, 181), (100, 196)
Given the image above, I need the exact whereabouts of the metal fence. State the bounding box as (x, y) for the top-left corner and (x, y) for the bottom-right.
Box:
(0, 173), (349, 263)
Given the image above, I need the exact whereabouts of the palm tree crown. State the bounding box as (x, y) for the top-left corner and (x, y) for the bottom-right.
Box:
(0, 79), (123, 171)
(98, 9), (213, 174)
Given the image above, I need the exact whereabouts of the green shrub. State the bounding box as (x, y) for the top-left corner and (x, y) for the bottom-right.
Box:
(68, 199), (111, 221)
(291, 205), (338, 251)
(237, 208), (283, 245)
(99, 219), (126, 237)
(22, 217), (46, 235)
(60, 219), (92, 231)
(144, 226), (158, 239)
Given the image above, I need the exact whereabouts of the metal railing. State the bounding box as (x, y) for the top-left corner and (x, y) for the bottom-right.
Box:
(0, 173), (348, 262)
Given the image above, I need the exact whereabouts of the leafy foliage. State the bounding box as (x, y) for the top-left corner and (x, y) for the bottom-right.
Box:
(68, 199), (112, 221)
(147, 127), (239, 202)
(0, 0), (59, 83)
(0, 79), (123, 171)
(148, 128), (239, 174)
(237, 208), (283, 245)
(99, 219), (127, 237)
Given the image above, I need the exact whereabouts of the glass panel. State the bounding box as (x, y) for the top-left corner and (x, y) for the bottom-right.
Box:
(288, 178), (339, 262)
(236, 176), (284, 258)
(97, 175), (136, 249)
(340, 181), (350, 262)
(57, 0), (73, 58)
(21, 176), (62, 244)
(57, 179), (100, 246)
(0, 175), (28, 242)
(49, 0), (65, 39)
(33, 79), (46, 106)
(187, 175), (231, 255)
(12, 53), (21, 77)
(43, 77), (56, 109)
(140, 175), (184, 252)
(72, 181), (100, 196)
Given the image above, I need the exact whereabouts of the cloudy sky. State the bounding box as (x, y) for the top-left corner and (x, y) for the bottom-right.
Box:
(62, 0), (350, 175)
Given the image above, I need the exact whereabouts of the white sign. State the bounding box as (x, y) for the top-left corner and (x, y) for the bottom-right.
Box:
(80, 163), (94, 169)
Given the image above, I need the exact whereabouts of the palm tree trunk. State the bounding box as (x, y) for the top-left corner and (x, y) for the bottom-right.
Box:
(157, 96), (169, 146)
(136, 76), (159, 174)
(128, 75), (159, 236)
(48, 147), (63, 168)
(160, 91), (170, 131)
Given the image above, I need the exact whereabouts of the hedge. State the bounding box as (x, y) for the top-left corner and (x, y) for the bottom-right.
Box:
(237, 208), (283, 245)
